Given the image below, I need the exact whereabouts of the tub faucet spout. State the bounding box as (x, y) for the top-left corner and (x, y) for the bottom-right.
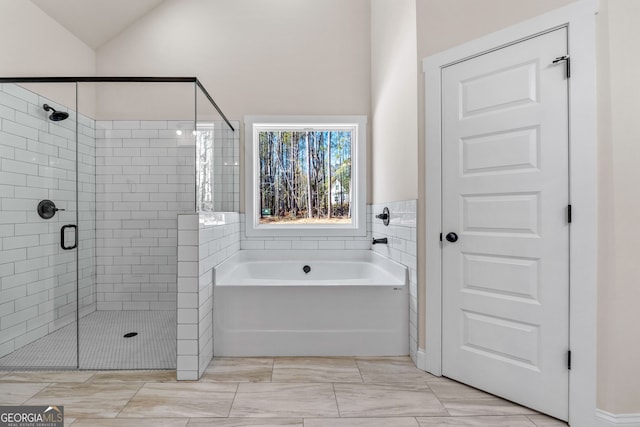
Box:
(372, 237), (388, 245)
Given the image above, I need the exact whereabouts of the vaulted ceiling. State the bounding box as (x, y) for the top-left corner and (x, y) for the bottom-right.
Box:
(30, 0), (165, 49)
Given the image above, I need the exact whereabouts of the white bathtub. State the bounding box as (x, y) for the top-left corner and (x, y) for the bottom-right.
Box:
(213, 250), (408, 356)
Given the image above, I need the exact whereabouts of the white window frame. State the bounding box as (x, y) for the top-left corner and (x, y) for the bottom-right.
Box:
(244, 115), (367, 237)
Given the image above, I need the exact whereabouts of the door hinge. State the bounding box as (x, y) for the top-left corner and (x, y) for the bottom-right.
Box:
(567, 350), (572, 370)
(567, 204), (572, 223)
(553, 55), (571, 78)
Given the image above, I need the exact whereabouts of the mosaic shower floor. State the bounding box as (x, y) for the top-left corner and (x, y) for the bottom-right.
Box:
(0, 311), (176, 370)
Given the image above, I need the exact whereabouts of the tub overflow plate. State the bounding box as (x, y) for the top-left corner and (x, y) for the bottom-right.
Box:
(303, 265), (311, 274)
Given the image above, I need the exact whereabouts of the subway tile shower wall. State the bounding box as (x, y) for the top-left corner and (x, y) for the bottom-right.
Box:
(95, 120), (196, 311)
(371, 200), (418, 362)
(0, 83), (97, 358)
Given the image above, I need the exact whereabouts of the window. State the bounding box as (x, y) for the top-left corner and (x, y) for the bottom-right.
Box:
(196, 123), (214, 212)
(245, 116), (367, 237)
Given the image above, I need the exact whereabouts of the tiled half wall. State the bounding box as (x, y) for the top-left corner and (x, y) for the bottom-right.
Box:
(176, 212), (240, 380)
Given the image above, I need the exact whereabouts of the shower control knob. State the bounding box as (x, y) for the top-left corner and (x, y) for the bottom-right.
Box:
(445, 232), (458, 243)
(37, 199), (64, 220)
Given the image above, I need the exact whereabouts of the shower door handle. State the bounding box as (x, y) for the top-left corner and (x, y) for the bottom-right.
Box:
(60, 224), (78, 250)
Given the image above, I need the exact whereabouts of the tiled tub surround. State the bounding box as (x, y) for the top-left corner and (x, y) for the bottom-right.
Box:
(371, 200), (418, 364)
(95, 120), (196, 311)
(169, 197), (414, 377)
(239, 206), (373, 251)
(0, 83), (96, 362)
(177, 212), (240, 380)
(238, 200), (418, 362)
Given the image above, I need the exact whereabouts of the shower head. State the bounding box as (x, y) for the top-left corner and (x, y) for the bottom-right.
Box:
(43, 104), (69, 122)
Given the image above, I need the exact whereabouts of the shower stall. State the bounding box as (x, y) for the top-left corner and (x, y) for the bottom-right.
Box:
(0, 77), (236, 370)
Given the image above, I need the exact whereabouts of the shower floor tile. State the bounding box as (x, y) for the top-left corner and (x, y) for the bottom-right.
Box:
(78, 311), (176, 370)
(0, 311), (176, 370)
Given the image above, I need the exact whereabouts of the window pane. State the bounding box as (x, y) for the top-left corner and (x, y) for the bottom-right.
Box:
(258, 129), (352, 225)
(197, 124), (214, 211)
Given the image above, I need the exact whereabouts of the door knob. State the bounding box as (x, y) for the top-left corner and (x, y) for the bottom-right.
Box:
(445, 232), (459, 243)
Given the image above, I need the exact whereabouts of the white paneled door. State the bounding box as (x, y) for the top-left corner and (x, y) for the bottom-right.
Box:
(441, 28), (570, 420)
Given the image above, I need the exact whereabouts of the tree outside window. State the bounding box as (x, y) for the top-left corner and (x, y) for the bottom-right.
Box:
(258, 129), (352, 225)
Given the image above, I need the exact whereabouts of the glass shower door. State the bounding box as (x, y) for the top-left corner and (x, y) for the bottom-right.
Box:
(0, 82), (79, 368)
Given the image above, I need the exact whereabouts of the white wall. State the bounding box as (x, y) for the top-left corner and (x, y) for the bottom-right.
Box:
(0, 0), (96, 110)
(0, 0), (95, 76)
(370, 0), (418, 204)
(96, 0), (371, 207)
(597, 0), (640, 415)
(96, 0), (371, 120)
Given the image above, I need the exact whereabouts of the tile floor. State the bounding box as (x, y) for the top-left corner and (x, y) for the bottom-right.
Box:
(0, 357), (567, 426)
(0, 311), (176, 370)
